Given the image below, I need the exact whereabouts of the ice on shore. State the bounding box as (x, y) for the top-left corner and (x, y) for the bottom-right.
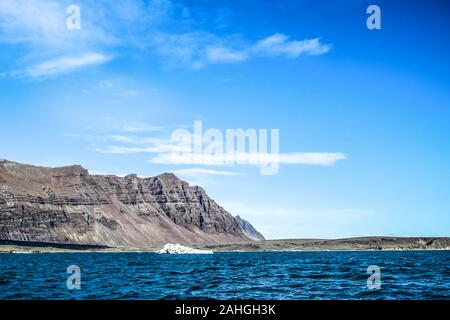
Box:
(156, 243), (213, 254)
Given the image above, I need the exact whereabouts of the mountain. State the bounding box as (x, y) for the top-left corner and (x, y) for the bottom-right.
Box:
(234, 215), (265, 241)
(0, 159), (263, 247)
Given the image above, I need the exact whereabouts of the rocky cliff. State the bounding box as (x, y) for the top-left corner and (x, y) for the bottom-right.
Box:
(234, 215), (265, 241)
(0, 160), (263, 247)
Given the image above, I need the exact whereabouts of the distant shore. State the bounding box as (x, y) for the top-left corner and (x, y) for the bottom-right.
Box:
(194, 237), (450, 252)
(1, 237), (449, 253)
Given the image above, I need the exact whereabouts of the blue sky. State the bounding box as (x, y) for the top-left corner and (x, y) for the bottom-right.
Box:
(0, 0), (449, 239)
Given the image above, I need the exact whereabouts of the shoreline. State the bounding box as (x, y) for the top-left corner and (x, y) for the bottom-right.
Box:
(1, 236), (449, 253)
(3, 248), (450, 254)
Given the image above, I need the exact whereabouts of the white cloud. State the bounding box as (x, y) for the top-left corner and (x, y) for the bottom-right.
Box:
(107, 135), (186, 148)
(148, 151), (346, 166)
(277, 152), (346, 165)
(94, 119), (169, 134)
(93, 132), (347, 167)
(174, 168), (242, 177)
(107, 135), (138, 144)
(0, 0), (68, 46)
(94, 136), (190, 154)
(0, 0), (122, 79)
(0, 0), (117, 50)
(94, 146), (161, 154)
(152, 31), (214, 69)
(152, 32), (331, 69)
(90, 131), (346, 171)
(120, 121), (166, 133)
(0, 0), (331, 74)
(21, 52), (112, 78)
(252, 34), (331, 57)
(205, 46), (248, 63)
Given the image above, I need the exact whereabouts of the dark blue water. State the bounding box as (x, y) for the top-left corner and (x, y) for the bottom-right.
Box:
(0, 251), (449, 299)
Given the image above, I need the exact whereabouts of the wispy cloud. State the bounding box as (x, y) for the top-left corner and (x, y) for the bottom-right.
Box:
(92, 136), (346, 167)
(174, 168), (243, 177)
(92, 119), (169, 134)
(92, 133), (346, 167)
(205, 46), (248, 63)
(0, 0), (117, 50)
(94, 144), (189, 155)
(0, 0), (331, 74)
(93, 134), (190, 154)
(19, 52), (112, 78)
(107, 135), (178, 146)
(276, 152), (346, 165)
(89, 130), (346, 171)
(252, 34), (331, 57)
(0, 0), (118, 78)
(120, 121), (167, 133)
(94, 146), (161, 154)
(152, 32), (331, 69)
(148, 151), (346, 166)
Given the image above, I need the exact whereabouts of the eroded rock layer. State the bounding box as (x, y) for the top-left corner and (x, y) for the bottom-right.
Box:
(0, 160), (256, 247)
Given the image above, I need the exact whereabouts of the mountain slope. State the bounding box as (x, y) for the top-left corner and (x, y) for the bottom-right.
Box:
(235, 215), (265, 241)
(0, 160), (263, 247)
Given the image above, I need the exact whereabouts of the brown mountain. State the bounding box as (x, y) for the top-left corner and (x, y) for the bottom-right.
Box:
(0, 159), (262, 248)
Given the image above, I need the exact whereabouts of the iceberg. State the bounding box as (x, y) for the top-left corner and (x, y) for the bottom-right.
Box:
(156, 243), (213, 254)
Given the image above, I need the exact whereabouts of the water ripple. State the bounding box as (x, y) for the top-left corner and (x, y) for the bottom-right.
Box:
(0, 251), (449, 299)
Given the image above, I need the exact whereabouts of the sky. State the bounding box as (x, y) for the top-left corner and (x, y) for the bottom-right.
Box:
(0, 0), (449, 239)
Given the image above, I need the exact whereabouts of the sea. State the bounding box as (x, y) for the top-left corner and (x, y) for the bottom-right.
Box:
(0, 251), (449, 300)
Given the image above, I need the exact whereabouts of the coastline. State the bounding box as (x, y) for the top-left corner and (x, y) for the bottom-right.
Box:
(1, 236), (449, 253)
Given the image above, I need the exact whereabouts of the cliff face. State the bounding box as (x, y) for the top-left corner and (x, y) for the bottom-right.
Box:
(235, 215), (265, 241)
(0, 160), (262, 247)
